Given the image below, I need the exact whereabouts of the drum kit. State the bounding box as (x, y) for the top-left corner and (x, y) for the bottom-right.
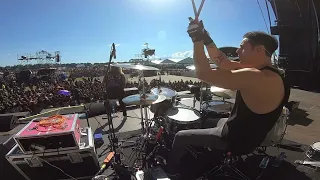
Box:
(111, 63), (236, 168)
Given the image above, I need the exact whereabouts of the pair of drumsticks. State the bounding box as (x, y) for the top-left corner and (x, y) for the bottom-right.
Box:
(189, 0), (206, 22)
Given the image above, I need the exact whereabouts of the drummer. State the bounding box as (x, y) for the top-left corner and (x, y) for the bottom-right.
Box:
(166, 20), (290, 174)
(103, 66), (127, 119)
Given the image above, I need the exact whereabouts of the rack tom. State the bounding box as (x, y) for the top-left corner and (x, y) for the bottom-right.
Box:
(201, 100), (232, 118)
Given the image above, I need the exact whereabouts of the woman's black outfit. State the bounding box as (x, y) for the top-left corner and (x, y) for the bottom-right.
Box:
(105, 73), (127, 116)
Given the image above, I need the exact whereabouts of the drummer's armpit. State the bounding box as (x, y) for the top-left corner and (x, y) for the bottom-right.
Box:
(206, 44), (242, 70)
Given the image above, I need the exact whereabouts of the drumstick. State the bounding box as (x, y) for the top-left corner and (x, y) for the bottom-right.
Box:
(197, 0), (205, 19)
(191, 0), (197, 18)
(191, 0), (206, 21)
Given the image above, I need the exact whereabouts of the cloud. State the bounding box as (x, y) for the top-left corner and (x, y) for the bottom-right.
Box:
(171, 50), (209, 59)
(108, 44), (120, 47)
(171, 50), (193, 59)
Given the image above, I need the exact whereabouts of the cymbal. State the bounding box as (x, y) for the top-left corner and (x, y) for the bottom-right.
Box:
(151, 87), (177, 98)
(186, 64), (217, 70)
(210, 86), (236, 99)
(122, 94), (166, 106)
(111, 63), (159, 71)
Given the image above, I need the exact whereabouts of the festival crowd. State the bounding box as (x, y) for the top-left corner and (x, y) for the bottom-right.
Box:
(0, 68), (200, 115)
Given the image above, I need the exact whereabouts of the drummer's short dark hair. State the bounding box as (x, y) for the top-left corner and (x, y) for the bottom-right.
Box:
(243, 31), (278, 57)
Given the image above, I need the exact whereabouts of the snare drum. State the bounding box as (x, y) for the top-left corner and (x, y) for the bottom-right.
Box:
(201, 100), (232, 118)
(164, 107), (202, 136)
(306, 142), (320, 161)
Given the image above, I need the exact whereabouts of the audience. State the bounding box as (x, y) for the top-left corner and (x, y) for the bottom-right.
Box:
(0, 67), (200, 115)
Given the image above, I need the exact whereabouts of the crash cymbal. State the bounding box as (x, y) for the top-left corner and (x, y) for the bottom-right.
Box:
(122, 94), (166, 106)
(112, 63), (159, 71)
(151, 87), (177, 98)
(186, 64), (217, 70)
(210, 86), (236, 99)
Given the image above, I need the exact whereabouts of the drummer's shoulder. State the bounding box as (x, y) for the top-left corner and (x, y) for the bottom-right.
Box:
(230, 68), (271, 80)
(231, 68), (261, 73)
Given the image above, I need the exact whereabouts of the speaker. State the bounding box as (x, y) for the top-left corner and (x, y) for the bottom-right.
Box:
(0, 115), (18, 132)
(0, 134), (24, 180)
(85, 103), (107, 118)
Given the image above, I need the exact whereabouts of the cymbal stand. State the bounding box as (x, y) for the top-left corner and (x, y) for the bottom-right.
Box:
(199, 81), (204, 111)
(138, 71), (149, 134)
(199, 81), (209, 112)
(200, 83), (213, 112)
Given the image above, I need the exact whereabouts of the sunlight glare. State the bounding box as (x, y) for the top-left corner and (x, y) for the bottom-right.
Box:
(135, 0), (177, 8)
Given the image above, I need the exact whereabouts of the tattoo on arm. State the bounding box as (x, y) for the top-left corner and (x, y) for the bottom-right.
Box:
(214, 51), (227, 66)
(206, 42), (228, 66)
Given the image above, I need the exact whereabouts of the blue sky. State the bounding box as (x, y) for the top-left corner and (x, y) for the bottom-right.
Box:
(0, 0), (276, 66)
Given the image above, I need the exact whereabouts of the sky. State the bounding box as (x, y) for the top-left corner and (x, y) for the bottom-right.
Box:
(0, 0), (277, 66)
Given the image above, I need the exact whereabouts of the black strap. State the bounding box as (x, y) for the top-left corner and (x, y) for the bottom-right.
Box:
(260, 66), (291, 105)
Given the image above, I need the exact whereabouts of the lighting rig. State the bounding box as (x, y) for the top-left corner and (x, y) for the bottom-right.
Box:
(17, 50), (61, 65)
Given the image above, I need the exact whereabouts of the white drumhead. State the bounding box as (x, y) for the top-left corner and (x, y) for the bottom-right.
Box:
(312, 142), (320, 150)
(166, 107), (200, 123)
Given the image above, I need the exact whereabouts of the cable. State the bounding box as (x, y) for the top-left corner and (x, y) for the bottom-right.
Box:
(256, 0), (270, 34)
(27, 149), (78, 180)
(264, 0), (272, 29)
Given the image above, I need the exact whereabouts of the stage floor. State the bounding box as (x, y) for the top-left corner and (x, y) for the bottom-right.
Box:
(77, 98), (320, 180)
(2, 97), (320, 180)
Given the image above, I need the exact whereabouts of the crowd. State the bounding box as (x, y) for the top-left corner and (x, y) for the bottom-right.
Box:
(0, 72), (200, 115)
(69, 67), (105, 78)
(68, 66), (190, 78)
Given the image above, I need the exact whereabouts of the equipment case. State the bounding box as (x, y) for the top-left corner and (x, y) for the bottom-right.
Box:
(14, 114), (81, 154)
(6, 127), (99, 180)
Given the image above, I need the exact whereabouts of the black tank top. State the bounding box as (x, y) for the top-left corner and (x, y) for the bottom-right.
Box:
(221, 66), (290, 153)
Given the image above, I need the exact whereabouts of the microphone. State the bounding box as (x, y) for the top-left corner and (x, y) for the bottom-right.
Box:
(112, 43), (116, 59)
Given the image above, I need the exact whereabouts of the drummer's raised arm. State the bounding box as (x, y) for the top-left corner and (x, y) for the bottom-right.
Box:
(205, 43), (243, 71)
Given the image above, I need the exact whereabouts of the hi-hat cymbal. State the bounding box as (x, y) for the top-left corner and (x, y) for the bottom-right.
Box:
(112, 63), (159, 71)
(210, 86), (236, 99)
(186, 64), (217, 70)
(122, 94), (166, 106)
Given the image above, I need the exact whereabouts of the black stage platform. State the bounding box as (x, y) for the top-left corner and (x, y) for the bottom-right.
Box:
(96, 130), (320, 180)
(1, 98), (320, 180)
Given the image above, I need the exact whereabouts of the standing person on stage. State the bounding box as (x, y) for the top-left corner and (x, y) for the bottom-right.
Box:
(166, 19), (290, 175)
(103, 66), (127, 119)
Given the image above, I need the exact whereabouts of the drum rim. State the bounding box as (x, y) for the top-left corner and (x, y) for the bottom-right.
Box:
(201, 100), (232, 112)
(201, 100), (232, 106)
(165, 107), (201, 124)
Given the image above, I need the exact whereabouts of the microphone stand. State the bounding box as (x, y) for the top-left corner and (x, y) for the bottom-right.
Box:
(102, 43), (133, 179)
(104, 43), (121, 163)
